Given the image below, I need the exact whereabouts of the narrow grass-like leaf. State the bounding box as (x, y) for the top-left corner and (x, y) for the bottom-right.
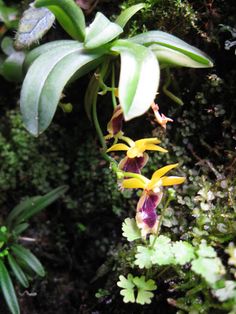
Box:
(12, 223), (29, 236)
(7, 186), (68, 226)
(20, 43), (104, 135)
(0, 259), (20, 314)
(14, 6), (55, 50)
(7, 254), (29, 288)
(129, 31), (213, 67)
(35, 0), (86, 41)
(84, 12), (123, 49)
(111, 39), (160, 120)
(11, 244), (45, 277)
(115, 3), (145, 28)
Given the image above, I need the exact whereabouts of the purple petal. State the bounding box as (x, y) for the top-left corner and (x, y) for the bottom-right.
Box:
(119, 154), (149, 174)
(136, 191), (163, 228)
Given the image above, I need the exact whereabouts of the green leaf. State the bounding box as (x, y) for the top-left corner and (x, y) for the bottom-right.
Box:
(35, 0), (86, 41)
(2, 51), (25, 82)
(196, 241), (217, 258)
(172, 241), (195, 265)
(150, 235), (175, 266)
(20, 43), (104, 135)
(134, 246), (154, 269)
(111, 39), (160, 120)
(12, 223), (29, 236)
(133, 276), (157, 305)
(1, 37), (15, 55)
(115, 3), (146, 29)
(0, 3), (18, 29)
(11, 244), (45, 277)
(122, 218), (141, 242)
(213, 281), (236, 302)
(23, 40), (76, 70)
(0, 259), (20, 314)
(84, 12), (123, 49)
(7, 253), (29, 288)
(117, 274), (135, 303)
(191, 257), (225, 285)
(129, 31), (213, 68)
(14, 6), (55, 50)
(7, 186), (68, 226)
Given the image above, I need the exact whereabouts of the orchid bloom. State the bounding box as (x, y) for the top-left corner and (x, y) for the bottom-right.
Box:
(122, 163), (185, 237)
(151, 103), (173, 129)
(107, 137), (168, 174)
(105, 105), (123, 140)
(107, 137), (167, 158)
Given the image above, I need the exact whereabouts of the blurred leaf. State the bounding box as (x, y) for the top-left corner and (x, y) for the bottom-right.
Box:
(150, 235), (175, 266)
(129, 31), (213, 68)
(7, 253), (29, 288)
(191, 256), (225, 285)
(122, 218), (141, 242)
(11, 244), (45, 277)
(111, 39), (160, 120)
(14, 6), (55, 50)
(115, 3), (146, 28)
(84, 12), (123, 49)
(0, 259), (20, 314)
(172, 241), (195, 265)
(7, 186), (68, 226)
(196, 241), (217, 258)
(12, 223), (29, 236)
(35, 0), (85, 41)
(135, 246), (154, 269)
(1, 36), (14, 55)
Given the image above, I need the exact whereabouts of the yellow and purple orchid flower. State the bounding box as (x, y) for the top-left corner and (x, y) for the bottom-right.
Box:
(122, 163), (185, 237)
(107, 137), (167, 174)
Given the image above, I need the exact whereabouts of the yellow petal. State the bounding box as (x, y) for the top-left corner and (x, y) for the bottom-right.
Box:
(161, 176), (186, 186)
(106, 143), (129, 153)
(127, 147), (141, 158)
(151, 163), (179, 181)
(144, 144), (168, 153)
(135, 138), (161, 147)
(122, 178), (146, 190)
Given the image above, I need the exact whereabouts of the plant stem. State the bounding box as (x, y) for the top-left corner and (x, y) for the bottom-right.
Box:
(163, 68), (183, 106)
(111, 63), (117, 109)
(92, 91), (106, 150)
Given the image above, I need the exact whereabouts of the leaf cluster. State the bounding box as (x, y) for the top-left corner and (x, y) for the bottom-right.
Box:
(0, 186), (67, 314)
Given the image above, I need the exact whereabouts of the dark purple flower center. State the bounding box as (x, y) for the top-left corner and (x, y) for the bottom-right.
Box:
(138, 193), (160, 228)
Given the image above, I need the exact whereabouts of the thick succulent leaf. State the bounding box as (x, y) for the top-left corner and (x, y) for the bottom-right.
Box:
(129, 31), (213, 68)
(20, 43), (104, 135)
(1, 36), (15, 55)
(115, 3), (145, 28)
(111, 39), (160, 120)
(35, 0), (85, 41)
(7, 253), (29, 288)
(7, 186), (68, 226)
(84, 12), (123, 49)
(150, 44), (212, 68)
(23, 39), (76, 70)
(0, 259), (20, 314)
(11, 244), (45, 277)
(14, 6), (55, 50)
(2, 51), (25, 82)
